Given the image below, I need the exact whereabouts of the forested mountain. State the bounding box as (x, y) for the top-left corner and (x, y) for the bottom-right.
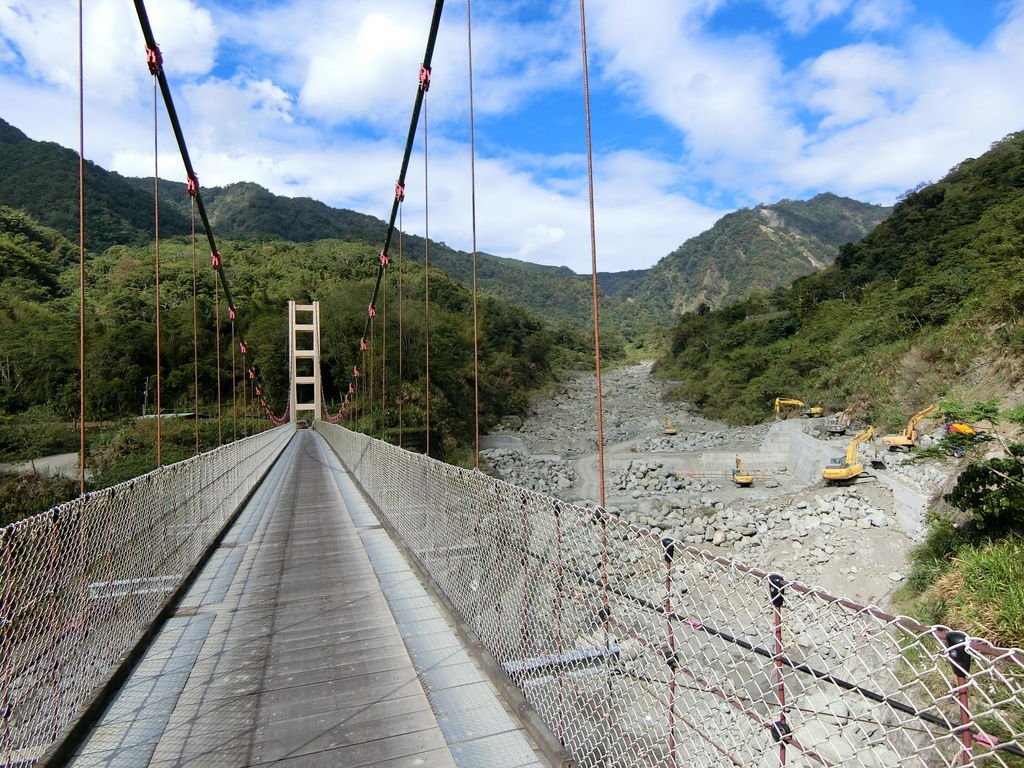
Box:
(658, 132), (1024, 427)
(621, 193), (891, 318)
(0, 117), (889, 341)
(0, 119), (192, 251)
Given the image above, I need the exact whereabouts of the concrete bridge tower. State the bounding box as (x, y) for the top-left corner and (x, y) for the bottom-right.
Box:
(288, 300), (322, 424)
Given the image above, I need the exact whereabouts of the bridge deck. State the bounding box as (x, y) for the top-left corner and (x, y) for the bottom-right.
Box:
(68, 431), (547, 767)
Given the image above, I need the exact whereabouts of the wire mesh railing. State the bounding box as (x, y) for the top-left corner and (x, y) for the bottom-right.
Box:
(318, 422), (1024, 768)
(0, 425), (293, 767)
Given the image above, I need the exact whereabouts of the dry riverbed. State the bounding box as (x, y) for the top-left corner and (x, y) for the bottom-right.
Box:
(482, 362), (952, 609)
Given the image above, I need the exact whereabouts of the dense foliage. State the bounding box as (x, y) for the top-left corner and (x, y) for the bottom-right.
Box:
(0, 206), (584, 466)
(658, 132), (1024, 428)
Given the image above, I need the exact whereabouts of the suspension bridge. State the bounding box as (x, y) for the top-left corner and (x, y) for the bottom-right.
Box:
(3, 1), (1024, 767)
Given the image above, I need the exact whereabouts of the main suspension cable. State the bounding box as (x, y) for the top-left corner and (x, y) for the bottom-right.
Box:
(133, 0), (285, 429)
(338, 0), (444, 438)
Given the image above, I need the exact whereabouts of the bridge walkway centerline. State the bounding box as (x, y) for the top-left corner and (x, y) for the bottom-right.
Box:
(67, 430), (549, 767)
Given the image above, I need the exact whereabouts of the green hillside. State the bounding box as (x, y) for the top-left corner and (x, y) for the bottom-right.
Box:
(658, 132), (1024, 428)
(0, 205), (583, 462)
(625, 193), (891, 318)
(0, 119), (192, 250)
(2, 118), (890, 342)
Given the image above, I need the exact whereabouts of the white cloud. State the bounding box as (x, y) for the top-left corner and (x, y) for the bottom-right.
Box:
(3, 0), (1024, 276)
(802, 42), (912, 129)
(590, 2), (804, 166)
(299, 11), (425, 125)
(582, 0), (1024, 209)
(848, 0), (911, 32)
(0, 0), (217, 105)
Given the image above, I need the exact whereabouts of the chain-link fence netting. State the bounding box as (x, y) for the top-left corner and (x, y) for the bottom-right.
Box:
(0, 425), (293, 767)
(318, 422), (1024, 768)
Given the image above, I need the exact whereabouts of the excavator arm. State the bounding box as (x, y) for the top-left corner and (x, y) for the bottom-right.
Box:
(774, 397), (805, 414)
(846, 426), (875, 464)
(822, 425), (875, 484)
(882, 404), (937, 449)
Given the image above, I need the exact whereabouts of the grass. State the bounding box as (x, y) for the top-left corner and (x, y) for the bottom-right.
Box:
(929, 537), (1024, 649)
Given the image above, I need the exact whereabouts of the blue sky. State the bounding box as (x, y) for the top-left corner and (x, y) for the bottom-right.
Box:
(2, 0), (1024, 273)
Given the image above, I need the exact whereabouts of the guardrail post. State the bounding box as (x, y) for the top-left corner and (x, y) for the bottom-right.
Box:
(946, 630), (973, 765)
(662, 537), (677, 768)
(768, 573), (789, 765)
(519, 491), (530, 672)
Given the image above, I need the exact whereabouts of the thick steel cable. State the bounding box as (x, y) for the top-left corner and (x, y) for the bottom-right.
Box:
(152, 77), (163, 467)
(77, 0), (86, 494)
(381, 273), (387, 439)
(133, 0), (283, 425)
(578, 0), (606, 506)
(423, 99), (431, 456)
(466, 0), (481, 468)
(359, 0), (445, 348)
(336, 0), (444, 419)
(191, 198), (199, 453)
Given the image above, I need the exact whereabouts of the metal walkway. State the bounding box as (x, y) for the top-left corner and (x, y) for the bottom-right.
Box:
(67, 431), (548, 767)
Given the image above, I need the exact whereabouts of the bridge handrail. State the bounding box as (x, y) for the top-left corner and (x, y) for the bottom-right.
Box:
(318, 422), (1024, 768)
(0, 425), (293, 766)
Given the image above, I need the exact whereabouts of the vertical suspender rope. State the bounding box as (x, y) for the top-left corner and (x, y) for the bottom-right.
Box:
(423, 100), (431, 457)
(231, 321), (237, 441)
(77, 0), (87, 494)
(374, 313), (378, 434)
(578, 1), (612, 758)
(578, 0), (606, 507)
(215, 281), (222, 444)
(381, 282), (387, 439)
(466, 0), (481, 469)
(152, 76), (163, 467)
(191, 197), (199, 454)
(398, 207), (404, 448)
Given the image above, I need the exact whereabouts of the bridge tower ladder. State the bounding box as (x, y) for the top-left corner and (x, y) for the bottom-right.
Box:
(288, 300), (323, 425)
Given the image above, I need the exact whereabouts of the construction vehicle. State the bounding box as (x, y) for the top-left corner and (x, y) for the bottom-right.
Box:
(822, 426), (875, 485)
(773, 397), (823, 419)
(663, 419), (678, 436)
(732, 455), (753, 487)
(881, 404), (938, 451)
(825, 408), (851, 435)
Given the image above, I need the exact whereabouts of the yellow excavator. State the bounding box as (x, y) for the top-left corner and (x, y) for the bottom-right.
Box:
(882, 404), (938, 451)
(774, 397), (823, 419)
(825, 408), (852, 435)
(663, 419), (678, 436)
(732, 455), (753, 487)
(822, 426), (875, 485)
